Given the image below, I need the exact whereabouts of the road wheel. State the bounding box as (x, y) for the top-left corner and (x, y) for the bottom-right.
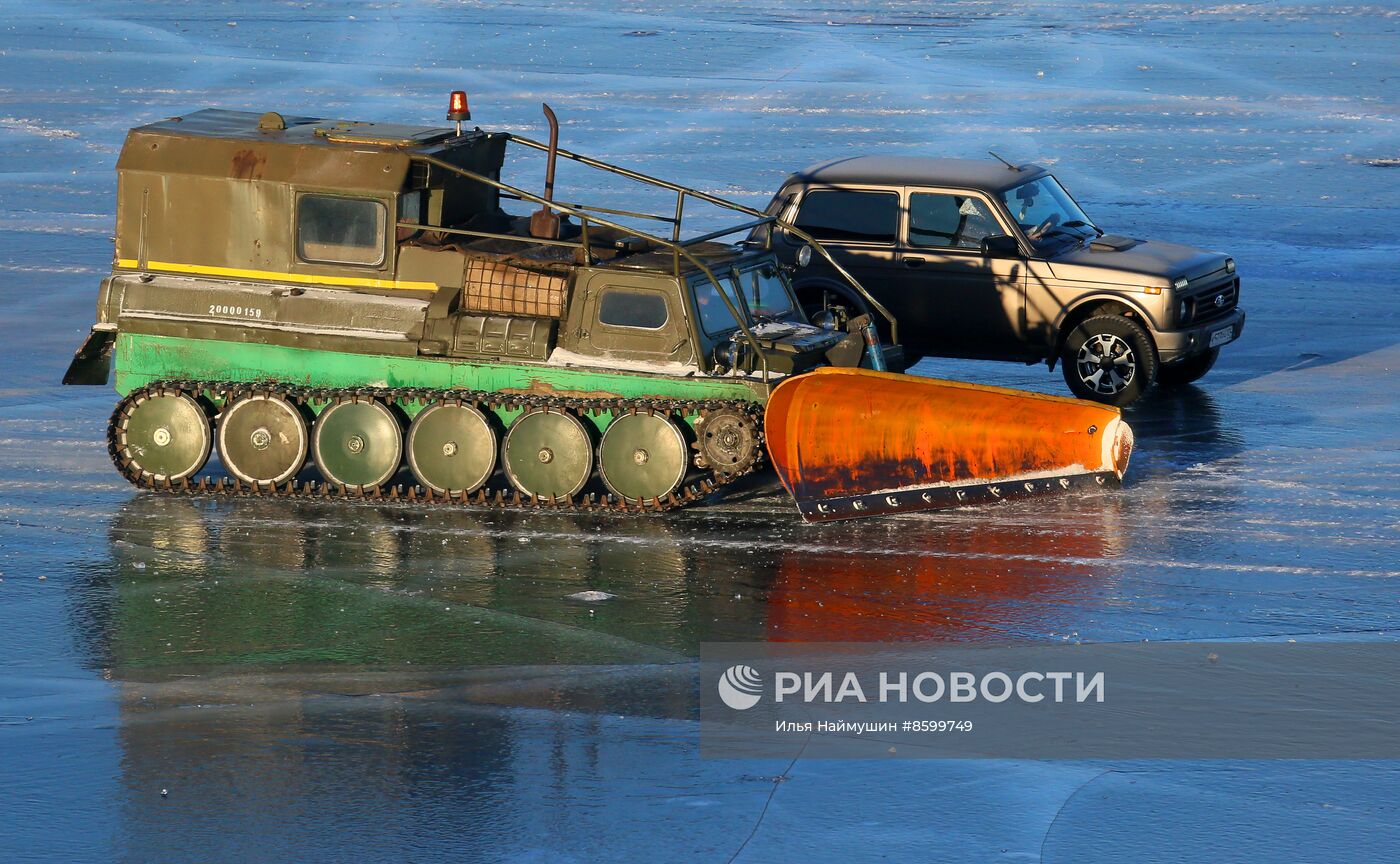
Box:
(1060, 315), (1157, 406)
(502, 408), (594, 500)
(217, 393), (308, 486)
(312, 397), (403, 489)
(406, 402), (498, 495)
(113, 389), (211, 482)
(598, 412), (689, 502)
(1157, 347), (1219, 388)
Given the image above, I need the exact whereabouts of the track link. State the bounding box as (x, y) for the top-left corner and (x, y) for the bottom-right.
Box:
(108, 381), (766, 515)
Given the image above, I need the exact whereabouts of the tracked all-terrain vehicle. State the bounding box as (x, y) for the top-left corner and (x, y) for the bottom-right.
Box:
(63, 94), (1133, 522)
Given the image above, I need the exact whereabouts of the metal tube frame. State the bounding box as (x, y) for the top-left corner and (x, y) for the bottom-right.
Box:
(410, 129), (909, 384)
(506, 133), (897, 344)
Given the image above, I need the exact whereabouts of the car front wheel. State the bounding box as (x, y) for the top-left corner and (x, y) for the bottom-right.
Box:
(1060, 315), (1158, 406)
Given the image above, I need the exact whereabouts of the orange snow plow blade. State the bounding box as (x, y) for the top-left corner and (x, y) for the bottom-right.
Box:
(764, 367), (1133, 523)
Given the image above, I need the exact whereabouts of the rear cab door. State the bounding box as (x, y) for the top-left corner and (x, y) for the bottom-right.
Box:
(571, 272), (696, 370)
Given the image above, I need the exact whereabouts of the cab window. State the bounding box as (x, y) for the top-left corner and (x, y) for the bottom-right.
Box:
(907, 193), (1000, 250)
(693, 275), (746, 336)
(793, 190), (898, 243)
(297, 194), (386, 266)
(598, 289), (669, 330)
(738, 266), (794, 318)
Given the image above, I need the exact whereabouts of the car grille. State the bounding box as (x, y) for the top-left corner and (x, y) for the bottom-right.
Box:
(1184, 277), (1239, 326)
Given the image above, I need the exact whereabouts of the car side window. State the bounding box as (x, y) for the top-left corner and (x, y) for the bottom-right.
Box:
(297, 194), (386, 266)
(907, 193), (999, 250)
(598, 288), (669, 330)
(793, 190), (898, 243)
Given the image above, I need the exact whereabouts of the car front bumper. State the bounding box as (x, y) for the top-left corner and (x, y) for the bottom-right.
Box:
(1155, 307), (1246, 364)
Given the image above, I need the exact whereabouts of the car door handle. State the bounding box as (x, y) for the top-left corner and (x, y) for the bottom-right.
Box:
(904, 257), (925, 268)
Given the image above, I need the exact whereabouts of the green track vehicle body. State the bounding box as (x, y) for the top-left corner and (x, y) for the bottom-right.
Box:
(85, 108), (875, 401)
(63, 95), (1132, 521)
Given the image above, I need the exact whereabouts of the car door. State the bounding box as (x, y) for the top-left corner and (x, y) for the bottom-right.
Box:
(782, 187), (902, 323)
(898, 188), (1026, 359)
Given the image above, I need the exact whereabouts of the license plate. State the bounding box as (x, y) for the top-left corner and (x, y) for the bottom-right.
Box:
(1209, 326), (1234, 348)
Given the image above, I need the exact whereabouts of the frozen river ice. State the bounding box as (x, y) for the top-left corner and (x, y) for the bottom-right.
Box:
(2, 1), (1399, 861)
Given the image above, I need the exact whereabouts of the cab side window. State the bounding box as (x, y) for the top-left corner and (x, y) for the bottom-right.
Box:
(793, 190), (898, 243)
(907, 193), (999, 250)
(582, 282), (687, 361)
(297, 194), (387, 266)
(598, 289), (669, 330)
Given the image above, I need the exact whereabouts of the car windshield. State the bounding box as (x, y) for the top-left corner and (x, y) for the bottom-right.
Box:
(999, 175), (1099, 255)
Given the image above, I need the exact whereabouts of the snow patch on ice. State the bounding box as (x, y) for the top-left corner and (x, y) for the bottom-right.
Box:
(0, 117), (79, 139)
(567, 590), (616, 602)
(0, 264), (101, 274)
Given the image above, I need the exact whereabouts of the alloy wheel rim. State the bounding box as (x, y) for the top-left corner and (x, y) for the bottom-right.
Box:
(1076, 333), (1136, 395)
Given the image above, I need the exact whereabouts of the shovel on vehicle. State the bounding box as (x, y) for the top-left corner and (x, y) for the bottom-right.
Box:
(764, 367), (1133, 522)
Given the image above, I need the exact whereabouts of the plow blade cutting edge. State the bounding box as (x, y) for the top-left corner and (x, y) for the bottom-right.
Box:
(764, 367), (1134, 523)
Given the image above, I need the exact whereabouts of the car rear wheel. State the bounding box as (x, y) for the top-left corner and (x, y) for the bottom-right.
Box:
(1156, 347), (1219, 388)
(1061, 315), (1157, 406)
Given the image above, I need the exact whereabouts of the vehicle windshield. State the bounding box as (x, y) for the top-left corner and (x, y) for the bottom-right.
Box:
(693, 273), (748, 336)
(999, 175), (1099, 255)
(736, 265), (795, 320)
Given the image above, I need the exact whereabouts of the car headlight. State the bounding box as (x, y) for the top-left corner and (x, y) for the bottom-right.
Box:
(1225, 258), (1235, 273)
(1172, 276), (1189, 291)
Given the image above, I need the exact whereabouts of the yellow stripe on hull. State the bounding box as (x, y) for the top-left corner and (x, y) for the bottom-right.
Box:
(114, 259), (439, 292)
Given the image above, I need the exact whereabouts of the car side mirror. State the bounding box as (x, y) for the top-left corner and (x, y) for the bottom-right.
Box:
(981, 235), (1019, 258)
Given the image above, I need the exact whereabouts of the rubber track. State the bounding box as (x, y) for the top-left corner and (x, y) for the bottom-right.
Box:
(107, 380), (766, 515)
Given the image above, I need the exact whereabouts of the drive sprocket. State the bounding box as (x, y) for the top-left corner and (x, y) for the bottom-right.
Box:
(693, 407), (762, 478)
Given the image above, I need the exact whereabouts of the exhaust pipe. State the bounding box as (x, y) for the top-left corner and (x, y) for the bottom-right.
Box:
(528, 103), (562, 240)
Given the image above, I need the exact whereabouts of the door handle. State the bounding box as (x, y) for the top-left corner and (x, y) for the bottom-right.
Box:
(904, 257), (926, 268)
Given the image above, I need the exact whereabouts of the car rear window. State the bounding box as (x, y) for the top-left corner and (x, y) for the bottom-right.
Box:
(793, 190), (898, 243)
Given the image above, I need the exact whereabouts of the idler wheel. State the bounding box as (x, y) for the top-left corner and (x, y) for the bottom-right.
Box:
(406, 402), (497, 495)
(694, 407), (760, 477)
(217, 393), (308, 486)
(114, 390), (211, 481)
(312, 397), (403, 488)
(598, 412), (688, 502)
(502, 408), (594, 499)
